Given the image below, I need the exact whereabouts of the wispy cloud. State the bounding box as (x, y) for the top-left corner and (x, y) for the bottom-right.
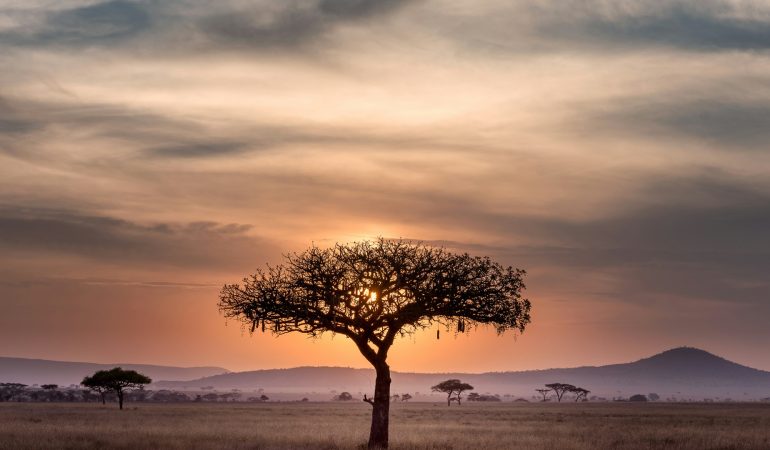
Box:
(0, 207), (275, 271)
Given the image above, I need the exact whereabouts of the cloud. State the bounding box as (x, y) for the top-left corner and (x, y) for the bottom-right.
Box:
(0, 94), (478, 165)
(0, 207), (276, 271)
(378, 171), (770, 306)
(591, 98), (770, 149)
(0, 0), (151, 47)
(147, 142), (248, 158)
(547, 1), (770, 51)
(430, 0), (770, 54)
(48, 0), (151, 41)
(3, 0), (770, 56)
(197, 0), (414, 50)
(0, 0), (415, 53)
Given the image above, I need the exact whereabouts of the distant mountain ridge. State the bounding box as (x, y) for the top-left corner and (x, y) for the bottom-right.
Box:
(4, 348), (769, 400)
(0, 356), (228, 386)
(155, 347), (770, 400)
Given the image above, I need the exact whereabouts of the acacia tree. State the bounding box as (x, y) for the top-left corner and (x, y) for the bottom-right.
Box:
(82, 367), (151, 410)
(219, 238), (531, 449)
(571, 387), (590, 402)
(535, 388), (551, 402)
(545, 383), (575, 402)
(431, 379), (474, 406)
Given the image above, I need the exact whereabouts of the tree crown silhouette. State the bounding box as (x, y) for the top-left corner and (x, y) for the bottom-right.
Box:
(219, 238), (530, 448)
(82, 367), (151, 410)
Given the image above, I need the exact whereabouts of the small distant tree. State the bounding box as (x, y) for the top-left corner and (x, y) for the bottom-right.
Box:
(390, 394), (401, 402)
(401, 393), (412, 402)
(535, 388), (551, 402)
(150, 390), (190, 402)
(334, 392), (353, 401)
(570, 387), (590, 402)
(544, 383), (575, 402)
(41, 384), (58, 390)
(629, 394), (648, 402)
(259, 394), (270, 402)
(82, 367), (151, 410)
(201, 393), (219, 402)
(648, 393), (660, 402)
(468, 393), (500, 402)
(432, 379), (474, 406)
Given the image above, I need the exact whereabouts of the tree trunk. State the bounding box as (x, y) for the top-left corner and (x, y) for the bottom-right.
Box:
(118, 391), (124, 410)
(447, 393), (451, 406)
(368, 363), (391, 449)
(101, 393), (106, 405)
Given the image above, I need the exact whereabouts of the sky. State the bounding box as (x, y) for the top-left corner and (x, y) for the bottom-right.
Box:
(1, 0), (769, 373)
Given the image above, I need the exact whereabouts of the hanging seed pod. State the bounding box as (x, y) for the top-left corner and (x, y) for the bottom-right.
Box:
(436, 329), (440, 340)
(261, 320), (266, 333)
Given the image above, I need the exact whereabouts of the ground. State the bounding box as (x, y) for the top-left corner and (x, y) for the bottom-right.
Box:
(1, 402), (769, 449)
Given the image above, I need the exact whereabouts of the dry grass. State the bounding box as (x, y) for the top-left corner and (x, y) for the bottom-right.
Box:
(1, 402), (769, 449)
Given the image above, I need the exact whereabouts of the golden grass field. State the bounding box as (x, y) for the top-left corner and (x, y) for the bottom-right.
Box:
(1, 401), (769, 449)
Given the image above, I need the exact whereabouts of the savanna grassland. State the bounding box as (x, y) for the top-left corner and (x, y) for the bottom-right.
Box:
(1, 401), (769, 450)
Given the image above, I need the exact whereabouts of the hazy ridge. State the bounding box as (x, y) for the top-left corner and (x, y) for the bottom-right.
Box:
(3, 348), (769, 400)
(155, 347), (770, 400)
(0, 357), (228, 386)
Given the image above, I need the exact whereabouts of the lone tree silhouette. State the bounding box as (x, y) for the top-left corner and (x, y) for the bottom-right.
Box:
(219, 238), (531, 449)
(535, 388), (551, 402)
(432, 379), (474, 406)
(81, 367), (151, 410)
(544, 383), (575, 402)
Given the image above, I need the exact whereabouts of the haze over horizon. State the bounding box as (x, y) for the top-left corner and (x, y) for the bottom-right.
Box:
(1, 0), (769, 373)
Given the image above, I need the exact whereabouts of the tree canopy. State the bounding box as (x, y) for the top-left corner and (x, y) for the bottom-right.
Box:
(543, 383), (590, 402)
(219, 238), (530, 449)
(544, 383), (576, 402)
(431, 379), (474, 406)
(535, 388), (551, 402)
(82, 367), (151, 410)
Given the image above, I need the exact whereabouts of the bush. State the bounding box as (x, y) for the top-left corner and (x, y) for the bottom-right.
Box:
(334, 392), (353, 401)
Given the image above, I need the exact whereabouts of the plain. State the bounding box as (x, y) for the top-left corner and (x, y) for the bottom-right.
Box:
(2, 401), (770, 449)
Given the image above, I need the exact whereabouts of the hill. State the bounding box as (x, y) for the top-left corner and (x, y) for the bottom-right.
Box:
(155, 347), (770, 400)
(0, 356), (228, 386)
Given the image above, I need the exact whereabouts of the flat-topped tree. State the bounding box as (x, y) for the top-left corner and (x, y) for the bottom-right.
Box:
(535, 388), (551, 402)
(545, 383), (576, 402)
(571, 387), (590, 402)
(82, 367), (151, 410)
(219, 238), (531, 449)
(432, 379), (474, 406)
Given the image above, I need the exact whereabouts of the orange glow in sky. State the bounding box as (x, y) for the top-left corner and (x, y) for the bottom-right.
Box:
(1, 0), (770, 372)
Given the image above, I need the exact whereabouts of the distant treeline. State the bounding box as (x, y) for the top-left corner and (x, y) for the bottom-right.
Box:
(0, 383), (272, 403)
